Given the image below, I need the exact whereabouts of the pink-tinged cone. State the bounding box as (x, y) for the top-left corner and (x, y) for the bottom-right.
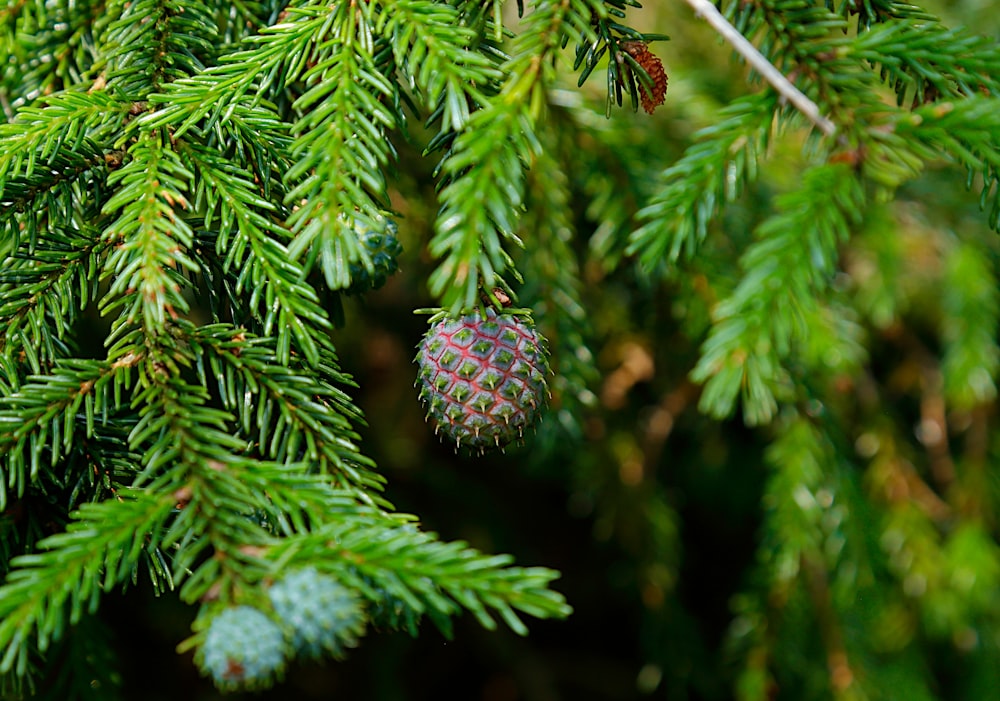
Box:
(416, 310), (549, 452)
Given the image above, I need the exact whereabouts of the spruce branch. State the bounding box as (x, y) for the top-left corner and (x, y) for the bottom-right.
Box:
(683, 0), (836, 136)
(888, 97), (1000, 229)
(631, 0), (997, 302)
(103, 0), (218, 95)
(0, 0), (107, 107)
(181, 141), (331, 365)
(843, 0), (937, 31)
(138, 8), (321, 136)
(568, 0), (668, 115)
(848, 19), (1000, 103)
(720, 0), (886, 140)
(100, 129), (198, 331)
(0, 124), (115, 248)
(185, 323), (382, 495)
(0, 358), (135, 510)
(430, 0), (601, 313)
(0, 489), (176, 677)
(761, 416), (837, 580)
(126, 360), (254, 487)
(163, 456), (293, 604)
(377, 0), (501, 131)
(728, 414), (853, 697)
(282, 0), (396, 292)
(116, 364), (308, 600)
(211, 103), (293, 203)
(60, 424), (146, 513)
(691, 164), (864, 424)
(271, 520), (573, 637)
(0, 229), (106, 371)
(0, 90), (127, 188)
(628, 92), (777, 268)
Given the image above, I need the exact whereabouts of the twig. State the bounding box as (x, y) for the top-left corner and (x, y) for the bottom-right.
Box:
(682, 0), (837, 137)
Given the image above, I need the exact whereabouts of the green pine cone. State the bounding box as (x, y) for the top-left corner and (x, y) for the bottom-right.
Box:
(198, 606), (288, 691)
(268, 567), (366, 659)
(415, 309), (550, 452)
(345, 214), (402, 294)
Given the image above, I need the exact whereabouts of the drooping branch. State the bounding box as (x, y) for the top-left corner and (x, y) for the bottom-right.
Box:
(682, 0), (837, 137)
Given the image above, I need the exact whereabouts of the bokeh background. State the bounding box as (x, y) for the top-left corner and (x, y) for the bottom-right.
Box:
(88, 1), (1000, 699)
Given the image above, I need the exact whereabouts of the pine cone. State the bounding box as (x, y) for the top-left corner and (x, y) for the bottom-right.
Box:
(622, 41), (668, 114)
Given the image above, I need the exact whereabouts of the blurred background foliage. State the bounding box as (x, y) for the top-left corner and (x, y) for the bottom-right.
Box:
(62, 0), (1000, 699)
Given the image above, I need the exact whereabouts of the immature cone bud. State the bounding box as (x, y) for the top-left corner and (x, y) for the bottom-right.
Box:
(415, 309), (550, 452)
(268, 567), (366, 659)
(341, 213), (403, 294)
(198, 606), (288, 691)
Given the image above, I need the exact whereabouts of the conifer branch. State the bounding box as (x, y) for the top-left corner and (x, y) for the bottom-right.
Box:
(719, 0), (885, 140)
(100, 130), (198, 331)
(847, 0), (937, 30)
(0, 490), (176, 676)
(0, 358), (135, 509)
(127, 364), (249, 484)
(181, 142), (330, 365)
(271, 520), (573, 637)
(729, 415), (851, 696)
(629, 93), (777, 267)
(165, 459), (288, 603)
(0, 0), (106, 108)
(430, 0), (600, 313)
(213, 105), (292, 203)
(761, 416), (834, 576)
(103, 0), (217, 94)
(519, 132), (599, 443)
(0, 91), (127, 187)
(119, 365), (299, 600)
(186, 324), (381, 495)
(0, 230), (106, 370)
(888, 97), (1000, 229)
(683, 0), (836, 136)
(282, 1), (396, 292)
(0, 147), (111, 252)
(848, 20), (1000, 102)
(12, 0), (1000, 695)
(139, 9), (320, 135)
(377, 0), (501, 130)
(691, 164), (864, 424)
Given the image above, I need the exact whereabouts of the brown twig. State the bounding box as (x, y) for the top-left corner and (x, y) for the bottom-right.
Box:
(681, 0), (837, 137)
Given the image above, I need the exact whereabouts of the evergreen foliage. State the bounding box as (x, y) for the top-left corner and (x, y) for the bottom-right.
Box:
(2, 0), (1000, 697)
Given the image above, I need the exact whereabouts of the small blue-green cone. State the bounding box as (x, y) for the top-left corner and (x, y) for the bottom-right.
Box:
(199, 606), (288, 691)
(346, 215), (402, 293)
(269, 568), (366, 659)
